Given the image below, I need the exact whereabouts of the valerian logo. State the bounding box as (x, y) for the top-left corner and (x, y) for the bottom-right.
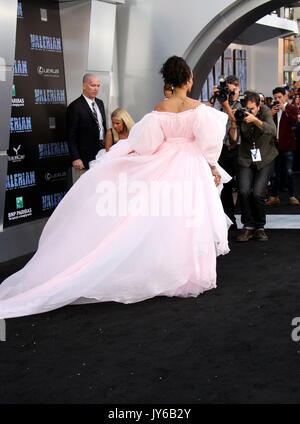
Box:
(38, 142), (69, 158)
(34, 89), (65, 104)
(291, 317), (300, 342)
(0, 320), (6, 342)
(13, 60), (28, 76)
(10, 117), (32, 133)
(42, 192), (66, 211)
(30, 34), (62, 52)
(17, 2), (23, 19)
(6, 171), (36, 190)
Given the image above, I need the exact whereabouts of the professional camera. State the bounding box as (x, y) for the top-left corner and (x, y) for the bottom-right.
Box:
(267, 100), (279, 110)
(238, 93), (246, 108)
(213, 75), (236, 103)
(234, 107), (251, 124)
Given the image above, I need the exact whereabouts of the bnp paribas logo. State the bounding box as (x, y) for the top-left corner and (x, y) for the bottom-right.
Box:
(12, 98), (25, 107)
(30, 34), (62, 53)
(34, 89), (66, 105)
(16, 196), (23, 209)
(17, 2), (23, 19)
(13, 60), (28, 77)
(11, 84), (25, 107)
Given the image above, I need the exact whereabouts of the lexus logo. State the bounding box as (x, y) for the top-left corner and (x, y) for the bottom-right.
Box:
(37, 66), (59, 77)
(45, 171), (67, 181)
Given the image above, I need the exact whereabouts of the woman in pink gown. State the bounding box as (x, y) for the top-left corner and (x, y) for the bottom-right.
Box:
(0, 56), (231, 319)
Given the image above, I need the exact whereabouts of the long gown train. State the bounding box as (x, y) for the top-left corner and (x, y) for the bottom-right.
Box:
(0, 104), (231, 319)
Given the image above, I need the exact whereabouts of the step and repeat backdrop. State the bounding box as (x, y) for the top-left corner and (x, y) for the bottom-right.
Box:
(4, 0), (72, 228)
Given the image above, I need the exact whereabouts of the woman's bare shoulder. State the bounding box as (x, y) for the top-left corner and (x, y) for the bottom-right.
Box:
(154, 100), (170, 112)
(154, 98), (202, 112)
(190, 99), (202, 107)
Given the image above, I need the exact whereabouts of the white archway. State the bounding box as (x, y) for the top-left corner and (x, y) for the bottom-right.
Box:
(186, 0), (296, 97)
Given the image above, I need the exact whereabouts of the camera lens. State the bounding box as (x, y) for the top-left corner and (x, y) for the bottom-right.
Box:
(234, 109), (245, 123)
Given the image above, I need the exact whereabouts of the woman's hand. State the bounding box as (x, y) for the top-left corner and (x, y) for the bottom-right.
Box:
(210, 166), (221, 186)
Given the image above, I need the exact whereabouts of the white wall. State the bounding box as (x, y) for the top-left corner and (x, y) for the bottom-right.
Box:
(229, 39), (280, 98)
(116, 0), (235, 120)
(247, 38), (280, 97)
(59, 0), (116, 120)
(59, 0), (91, 104)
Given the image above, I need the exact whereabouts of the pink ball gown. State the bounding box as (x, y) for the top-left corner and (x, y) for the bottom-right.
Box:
(0, 104), (231, 319)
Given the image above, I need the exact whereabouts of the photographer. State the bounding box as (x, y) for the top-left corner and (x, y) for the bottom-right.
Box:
(266, 86), (299, 206)
(211, 75), (242, 229)
(231, 91), (277, 242)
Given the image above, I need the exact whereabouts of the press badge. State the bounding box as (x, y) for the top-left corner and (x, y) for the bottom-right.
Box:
(250, 148), (262, 162)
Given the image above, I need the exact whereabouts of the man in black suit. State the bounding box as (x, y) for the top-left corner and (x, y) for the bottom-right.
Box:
(66, 73), (107, 181)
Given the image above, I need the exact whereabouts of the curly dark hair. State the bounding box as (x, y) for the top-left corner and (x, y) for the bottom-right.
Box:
(160, 56), (191, 88)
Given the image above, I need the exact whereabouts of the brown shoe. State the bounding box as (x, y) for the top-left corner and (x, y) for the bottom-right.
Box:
(289, 196), (300, 206)
(266, 196), (280, 206)
(253, 229), (268, 242)
(236, 228), (254, 242)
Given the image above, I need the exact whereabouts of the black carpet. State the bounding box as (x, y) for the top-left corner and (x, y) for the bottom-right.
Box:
(0, 230), (300, 404)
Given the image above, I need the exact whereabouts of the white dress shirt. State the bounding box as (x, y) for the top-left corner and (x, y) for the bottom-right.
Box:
(276, 102), (288, 140)
(83, 94), (104, 140)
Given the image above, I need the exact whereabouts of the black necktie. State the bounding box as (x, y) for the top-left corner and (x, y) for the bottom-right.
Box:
(92, 101), (104, 142)
(91, 102), (99, 127)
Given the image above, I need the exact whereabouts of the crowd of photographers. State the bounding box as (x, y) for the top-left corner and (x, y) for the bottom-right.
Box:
(208, 76), (299, 242)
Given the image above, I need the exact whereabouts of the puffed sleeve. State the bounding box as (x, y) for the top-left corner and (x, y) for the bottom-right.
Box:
(128, 112), (164, 155)
(193, 105), (228, 166)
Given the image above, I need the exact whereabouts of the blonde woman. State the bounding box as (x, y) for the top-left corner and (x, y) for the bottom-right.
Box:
(105, 108), (135, 151)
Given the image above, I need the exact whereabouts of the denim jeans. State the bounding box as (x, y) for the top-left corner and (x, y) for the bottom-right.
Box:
(271, 150), (295, 197)
(238, 161), (274, 229)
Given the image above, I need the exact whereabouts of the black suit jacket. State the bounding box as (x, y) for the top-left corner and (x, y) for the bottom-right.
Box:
(66, 95), (107, 169)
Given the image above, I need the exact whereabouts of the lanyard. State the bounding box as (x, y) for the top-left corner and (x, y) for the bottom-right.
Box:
(251, 145), (258, 160)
